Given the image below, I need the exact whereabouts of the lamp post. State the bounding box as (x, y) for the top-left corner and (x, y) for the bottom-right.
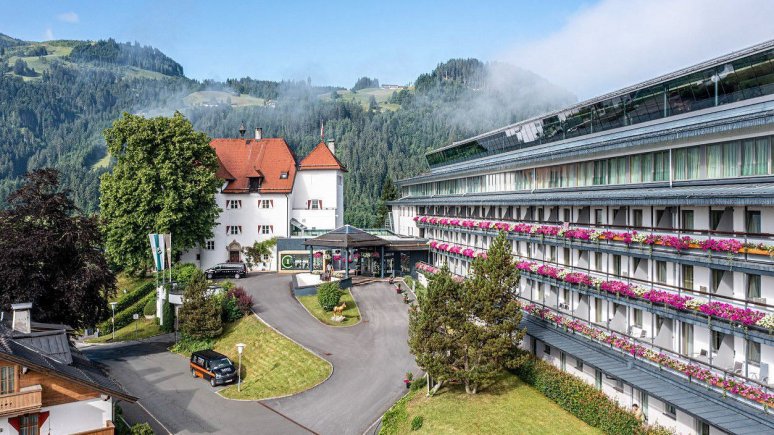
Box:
(110, 301), (118, 340)
(236, 343), (246, 392)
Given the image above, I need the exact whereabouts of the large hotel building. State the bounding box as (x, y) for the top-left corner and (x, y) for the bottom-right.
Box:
(392, 41), (774, 434)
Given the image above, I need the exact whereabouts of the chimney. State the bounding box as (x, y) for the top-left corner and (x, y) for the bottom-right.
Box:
(239, 123), (246, 138)
(255, 128), (263, 140)
(326, 139), (335, 154)
(11, 302), (32, 334)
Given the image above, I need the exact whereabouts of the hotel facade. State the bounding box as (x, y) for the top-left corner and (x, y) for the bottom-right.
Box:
(393, 41), (774, 434)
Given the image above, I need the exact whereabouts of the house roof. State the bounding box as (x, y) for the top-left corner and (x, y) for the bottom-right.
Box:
(0, 323), (136, 402)
(299, 142), (347, 172)
(211, 138), (298, 194)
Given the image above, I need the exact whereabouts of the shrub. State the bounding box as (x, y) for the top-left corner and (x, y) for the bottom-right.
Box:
(409, 375), (427, 392)
(513, 357), (643, 435)
(143, 299), (156, 316)
(178, 270), (223, 339)
(170, 335), (214, 354)
(228, 287), (254, 314)
(221, 294), (243, 322)
(410, 415), (423, 431)
(221, 280), (236, 291)
(99, 292), (155, 333)
(172, 263), (199, 288)
(317, 282), (342, 311)
(160, 292), (175, 333)
(130, 423), (154, 435)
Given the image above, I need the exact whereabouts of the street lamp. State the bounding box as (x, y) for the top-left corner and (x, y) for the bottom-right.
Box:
(110, 301), (118, 340)
(236, 343), (246, 392)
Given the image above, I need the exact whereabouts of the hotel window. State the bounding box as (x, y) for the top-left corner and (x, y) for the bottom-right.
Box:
(710, 209), (724, 231)
(594, 209), (603, 225)
(673, 146), (701, 180)
(632, 209), (643, 228)
(748, 340), (761, 365)
(1, 365), (15, 394)
(563, 208), (571, 223)
(741, 137), (770, 176)
(563, 248), (570, 266)
(612, 255), (621, 276)
(663, 402), (676, 419)
(711, 331), (723, 352)
(592, 160), (607, 185)
(575, 359), (583, 371)
(538, 208), (545, 222)
(696, 420), (711, 435)
(608, 156), (628, 184)
(711, 269), (724, 293)
(747, 274), (761, 299)
(681, 210), (694, 231)
(682, 265), (694, 290)
(746, 210), (761, 233)
(653, 150), (669, 181)
(549, 246), (556, 262)
(260, 199), (274, 209)
(19, 414), (38, 435)
(562, 288), (570, 305)
(656, 261), (667, 284)
(226, 226), (242, 235)
(633, 308), (643, 328)
(594, 252), (602, 271)
(308, 199), (322, 210)
(595, 370), (602, 390)
(259, 225), (273, 235)
(543, 344), (551, 355)
(615, 378), (624, 392)
(226, 200), (242, 209)
(205, 240), (215, 250)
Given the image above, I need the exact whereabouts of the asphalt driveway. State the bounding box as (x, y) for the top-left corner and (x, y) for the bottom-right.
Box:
(84, 273), (418, 435)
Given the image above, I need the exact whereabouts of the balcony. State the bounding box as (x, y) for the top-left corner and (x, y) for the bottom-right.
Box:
(0, 384), (42, 417)
(414, 215), (774, 275)
(72, 420), (115, 435)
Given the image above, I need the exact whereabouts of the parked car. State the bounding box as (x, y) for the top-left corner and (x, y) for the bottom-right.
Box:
(205, 262), (247, 279)
(190, 349), (237, 387)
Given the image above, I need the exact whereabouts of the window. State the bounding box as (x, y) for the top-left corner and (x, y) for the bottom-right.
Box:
(280, 171), (289, 179)
(615, 378), (624, 392)
(632, 209), (643, 228)
(633, 309), (643, 328)
(19, 414), (39, 435)
(595, 370), (602, 390)
(594, 252), (603, 271)
(656, 261), (667, 284)
(226, 200), (242, 209)
(594, 209), (604, 225)
(560, 352), (566, 371)
(710, 210), (724, 231)
(663, 402), (676, 419)
(748, 340), (761, 365)
(711, 331), (724, 352)
(575, 359), (584, 371)
(746, 210), (762, 233)
(249, 177), (263, 191)
(260, 199), (274, 209)
(1, 365), (15, 394)
(682, 265), (694, 290)
(538, 208), (545, 222)
(612, 255), (621, 276)
(681, 210), (694, 231)
(205, 240), (215, 250)
(563, 208), (571, 222)
(226, 226), (242, 235)
(696, 420), (711, 435)
(711, 269), (725, 293)
(549, 246), (557, 262)
(562, 288), (570, 305)
(563, 248), (570, 266)
(259, 225), (273, 235)
(308, 199), (322, 210)
(543, 344), (551, 355)
(747, 274), (762, 299)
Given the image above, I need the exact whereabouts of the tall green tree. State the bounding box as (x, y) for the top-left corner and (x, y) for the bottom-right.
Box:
(178, 269), (222, 339)
(0, 169), (115, 328)
(459, 231), (525, 394)
(376, 177), (398, 227)
(408, 264), (465, 395)
(100, 112), (221, 272)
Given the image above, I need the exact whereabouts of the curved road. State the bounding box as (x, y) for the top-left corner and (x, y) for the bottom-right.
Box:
(85, 274), (417, 435)
(245, 274), (419, 435)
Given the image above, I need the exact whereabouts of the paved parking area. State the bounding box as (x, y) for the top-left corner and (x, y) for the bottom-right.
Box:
(84, 273), (417, 435)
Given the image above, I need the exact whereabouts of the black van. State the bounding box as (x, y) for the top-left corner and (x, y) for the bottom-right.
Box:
(190, 349), (238, 387)
(204, 262), (247, 279)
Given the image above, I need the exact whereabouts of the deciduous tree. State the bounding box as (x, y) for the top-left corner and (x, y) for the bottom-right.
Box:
(0, 169), (115, 328)
(100, 112), (221, 273)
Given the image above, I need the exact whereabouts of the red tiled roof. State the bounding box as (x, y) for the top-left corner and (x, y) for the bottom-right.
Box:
(299, 142), (347, 172)
(211, 138), (297, 193)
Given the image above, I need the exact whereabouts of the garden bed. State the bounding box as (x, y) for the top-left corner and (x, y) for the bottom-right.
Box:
(296, 290), (361, 326)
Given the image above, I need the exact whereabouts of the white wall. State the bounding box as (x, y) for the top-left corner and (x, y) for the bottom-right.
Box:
(291, 170), (343, 230)
(0, 398), (113, 435)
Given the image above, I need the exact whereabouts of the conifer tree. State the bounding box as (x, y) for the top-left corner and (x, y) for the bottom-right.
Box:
(178, 270), (222, 339)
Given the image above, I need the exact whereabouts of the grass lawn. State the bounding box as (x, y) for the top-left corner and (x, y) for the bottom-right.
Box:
(296, 290), (361, 326)
(86, 318), (162, 343)
(213, 316), (331, 400)
(381, 373), (603, 435)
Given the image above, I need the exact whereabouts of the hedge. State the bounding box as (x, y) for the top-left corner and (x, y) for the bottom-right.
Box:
(512, 357), (645, 435)
(113, 282), (156, 314)
(99, 292), (156, 334)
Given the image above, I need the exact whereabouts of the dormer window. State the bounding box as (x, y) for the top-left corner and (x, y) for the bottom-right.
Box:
(249, 177), (263, 191)
(280, 172), (289, 179)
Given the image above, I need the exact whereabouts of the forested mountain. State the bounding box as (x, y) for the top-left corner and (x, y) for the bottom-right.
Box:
(0, 34), (576, 227)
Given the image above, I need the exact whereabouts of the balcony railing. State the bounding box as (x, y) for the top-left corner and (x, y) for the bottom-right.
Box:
(72, 420), (115, 435)
(0, 385), (42, 417)
(414, 215), (774, 269)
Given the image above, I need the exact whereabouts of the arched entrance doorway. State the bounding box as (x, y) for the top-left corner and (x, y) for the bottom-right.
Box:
(227, 240), (241, 262)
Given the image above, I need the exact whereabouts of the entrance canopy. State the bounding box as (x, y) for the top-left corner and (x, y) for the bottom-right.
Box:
(303, 225), (388, 249)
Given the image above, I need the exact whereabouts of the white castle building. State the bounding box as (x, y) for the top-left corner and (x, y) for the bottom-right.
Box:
(181, 128), (346, 271)
(392, 41), (774, 434)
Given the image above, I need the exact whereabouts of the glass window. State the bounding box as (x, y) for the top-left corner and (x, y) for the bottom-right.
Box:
(742, 138), (770, 176)
(681, 210), (694, 231)
(747, 274), (761, 299)
(544, 344), (551, 355)
(575, 358), (584, 371)
(707, 143), (723, 178)
(594, 252), (603, 271)
(746, 210), (762, 233)
(723, 142), (741, 178)
(748, 340), (761, 365)
(594, 209), (604, 225)
(710, 210), (724, 231)
(711, 269), (725, 293)
(593, 160), (607, 185)
(682, 265), (694, 290)
(19, 414), (39, 435)
(612, 255), (621, 276)
(664, 402), (676, 419)
(654, 151), (669, 181)
(633, 308), (643, 328)
(656, 261), (667, 284)
(0, 366), (15, 394)
(632, 209), (643, 228)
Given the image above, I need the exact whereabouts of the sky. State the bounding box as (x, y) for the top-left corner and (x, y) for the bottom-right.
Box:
(1, 0), (773, 99)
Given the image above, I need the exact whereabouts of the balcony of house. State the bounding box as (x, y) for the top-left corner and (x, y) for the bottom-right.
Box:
(414, 214), (774, 276)
(0, 384), (42, 417)
(71, 420), (115, 435)
(519, 301), (774, 416)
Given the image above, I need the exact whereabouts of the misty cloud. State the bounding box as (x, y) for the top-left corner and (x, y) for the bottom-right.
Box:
(501, 0), (774, 99)
(43, 28), (54, 40)
(57, 11), (79, 24)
